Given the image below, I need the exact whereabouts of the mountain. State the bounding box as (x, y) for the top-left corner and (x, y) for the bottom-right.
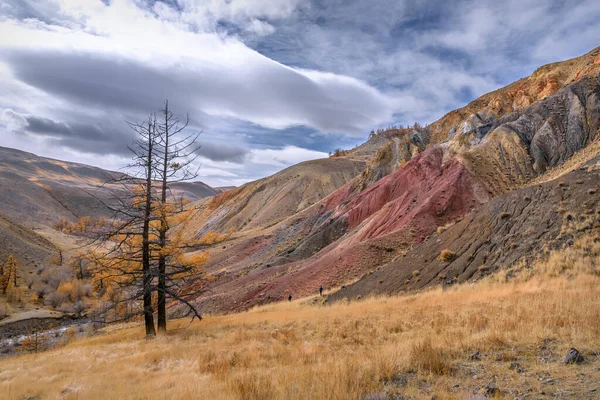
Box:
(176, 46), (600, 314)
(0, 146), (219, 287)
(330, 147), (600, 301)
(2, 48), (599, 317)
(0, 146), (219, 228)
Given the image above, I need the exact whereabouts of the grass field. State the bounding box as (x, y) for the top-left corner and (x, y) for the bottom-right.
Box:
(0, 234), (599, 400)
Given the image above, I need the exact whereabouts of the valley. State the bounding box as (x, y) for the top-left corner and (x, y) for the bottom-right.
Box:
(0, 40), (599, 400)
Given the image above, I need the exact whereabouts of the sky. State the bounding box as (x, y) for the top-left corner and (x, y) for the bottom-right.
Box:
(1, 0), (599, 187)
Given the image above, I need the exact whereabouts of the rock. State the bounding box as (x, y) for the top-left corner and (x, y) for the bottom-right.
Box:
(564, 348), (584, 364)
(483, 383), (500, 397)
(509, 362), (525, 373)
(470, 351), (481, 360)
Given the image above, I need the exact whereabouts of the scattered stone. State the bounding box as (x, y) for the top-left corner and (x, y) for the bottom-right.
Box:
(564, 348), (584, 364)
(588, 189), (597, 195)
(482, 383), (500, 397)
(509, 362), (525, 373)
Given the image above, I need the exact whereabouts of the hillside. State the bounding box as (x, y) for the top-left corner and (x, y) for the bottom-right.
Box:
(0, 146), (220, 324)
(330, 151), (600, 301)
(174, 46), (600, 314)
(0, 212), (57, 277)
(0, 146), (218, 228)
(1, 240), (598, 399)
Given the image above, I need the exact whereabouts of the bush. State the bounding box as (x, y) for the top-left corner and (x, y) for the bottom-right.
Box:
(439, 249), (457, 263)
(409, 338), (451, 375)
(198, 231), (227, 245)
(40, 266), (71, 289)
(45, 290), (70, 308)
(72, 299), (89, 316)
(6, 285), (23, 303)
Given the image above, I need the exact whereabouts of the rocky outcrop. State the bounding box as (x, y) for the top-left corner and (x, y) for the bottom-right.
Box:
(329, 156), (600, 302)
(181, 47), (600, 314)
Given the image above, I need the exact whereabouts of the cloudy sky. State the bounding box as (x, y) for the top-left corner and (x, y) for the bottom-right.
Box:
(1, 0), (599, 187)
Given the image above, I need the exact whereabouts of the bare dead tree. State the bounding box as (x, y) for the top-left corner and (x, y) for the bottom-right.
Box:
(87, 102), (207, 337)
(88, 114), (159, 336)
(154, 99), (204, 333)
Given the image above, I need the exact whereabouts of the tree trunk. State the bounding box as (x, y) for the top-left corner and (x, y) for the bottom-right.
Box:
(142, 121), (156, 337)
(157, 101), (169, 334)
(78, 260), (83, 280)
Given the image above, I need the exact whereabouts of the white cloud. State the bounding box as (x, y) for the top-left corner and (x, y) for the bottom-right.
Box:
(248, 146), (328, 167)
(0, 108), (28, 131)
(0, 0), (395, 135)
(2, 0), (600, 188)
(244, 19), (275, 36)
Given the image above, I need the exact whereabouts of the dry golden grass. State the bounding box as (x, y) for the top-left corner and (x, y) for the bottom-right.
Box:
(1, 236), (600, 399)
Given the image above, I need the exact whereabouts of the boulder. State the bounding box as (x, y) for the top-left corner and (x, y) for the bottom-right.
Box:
(564, 348), (584, 364)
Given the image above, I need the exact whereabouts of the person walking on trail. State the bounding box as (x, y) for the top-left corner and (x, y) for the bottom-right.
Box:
(288, 294), (292, 302)
(319, 285), (323, 296)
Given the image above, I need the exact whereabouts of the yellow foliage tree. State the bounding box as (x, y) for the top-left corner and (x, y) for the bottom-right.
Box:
(0, 255), (18, 295)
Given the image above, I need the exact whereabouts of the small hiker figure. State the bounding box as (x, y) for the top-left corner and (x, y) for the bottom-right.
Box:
(319, 285), (323, 296)
(288, 294), (292, 302)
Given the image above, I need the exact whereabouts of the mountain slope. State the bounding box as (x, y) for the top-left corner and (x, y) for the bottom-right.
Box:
(330, 151), (600, 301)
(181, 46), (600, 314)
(0, 212), (57, 275)
(0, 146), (218, 228)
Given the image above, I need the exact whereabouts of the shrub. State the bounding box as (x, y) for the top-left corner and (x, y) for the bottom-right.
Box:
(45, 290), (69, 308)
(409, 338), (451, 375)
(198, 231), (227, 245)
(439, 249), (457, 263)
(6, 286), (22, 303)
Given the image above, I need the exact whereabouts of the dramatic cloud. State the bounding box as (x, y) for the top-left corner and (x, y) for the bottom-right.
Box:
(1, 0), (599, 186)
(196, 142), (249, 164)
(249, 146), (328, 167)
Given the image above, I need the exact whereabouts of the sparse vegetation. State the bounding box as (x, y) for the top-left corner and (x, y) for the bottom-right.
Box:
(1, 238), (598, 398)
(53, 216), (107, 235)
(198, 231), (228, 245)
(329, 148), (350, 158)
(436, 221), (456, 233)
(0, 254), (18, 296)
(439, 249), (457, 262)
